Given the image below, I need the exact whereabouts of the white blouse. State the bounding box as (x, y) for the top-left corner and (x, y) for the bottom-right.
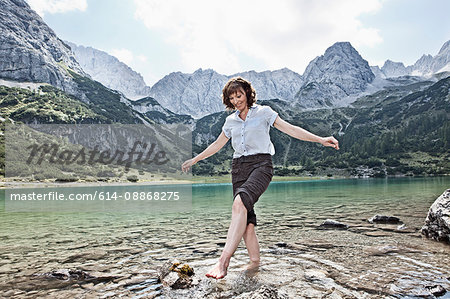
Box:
(222, 104), (279, 158)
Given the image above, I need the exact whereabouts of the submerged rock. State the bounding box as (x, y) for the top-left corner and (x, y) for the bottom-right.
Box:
(234, 284), (289, 299)
(363, 244), (422, 256)
(368, 215), (401, 224)
(421, 189), (450, 243)
(274, 242), (288, 248)
(319, 219), (349, 229)
(269, 242), (305, 255)
(39, 269), (95, 281)
(425, 284), (447, 297)
(33, 269), (119, 287)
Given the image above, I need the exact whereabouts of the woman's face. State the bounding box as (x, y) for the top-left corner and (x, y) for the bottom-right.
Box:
(229, 88), (247, 112)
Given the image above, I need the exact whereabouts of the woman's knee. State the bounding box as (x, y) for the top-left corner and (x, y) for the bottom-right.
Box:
(232, 194), (247, 214)
(246, 223), (255, 234)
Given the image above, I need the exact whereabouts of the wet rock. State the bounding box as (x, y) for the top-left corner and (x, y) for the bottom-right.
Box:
(63, 250), (108, 263)
(364, 245), (401, 256)
(158, 261), (195, 289)
(368, 215), (401, 224)
(234, 284), (288, 299)
(319, 219), (349, 229)
(297, 240), (339, 250)
(363, 244), (422, 256)
(363, 231), (392, 237)
(269, 242), (305, 254)
(39, 269), (94, 281)
(3, 290), (16, 297)
(393, 224), (417, 233)
(275, 242), (287, 248)
(348, 226), (378, 233)
(376, 224), (417, 234)
(425, 284), (446, 297)
(12, 269), (122, 291)
(421, 189), (450, 243)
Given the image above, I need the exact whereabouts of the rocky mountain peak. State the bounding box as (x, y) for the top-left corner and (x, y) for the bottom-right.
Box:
(149, 69), (227, 118)
(381, 60), (408, 77)
(68, 42), (151, 100)
(438, 40), (450, 56)
(303, 42), (374, 86)
(148, 67), (305, 118)
(323, 41), (355, 56)
(297, 41), (374, 108)
(0, 0), (86, 93)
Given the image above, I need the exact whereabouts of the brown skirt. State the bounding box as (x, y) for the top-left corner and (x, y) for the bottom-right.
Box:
(231, 153), (273, 226)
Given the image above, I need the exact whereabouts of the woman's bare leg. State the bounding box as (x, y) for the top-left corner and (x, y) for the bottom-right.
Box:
(206, 194), (247, 279)
(243, 223), (260, 270)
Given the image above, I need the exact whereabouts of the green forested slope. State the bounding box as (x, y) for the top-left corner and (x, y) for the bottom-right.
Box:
(191, 76), (450, 177)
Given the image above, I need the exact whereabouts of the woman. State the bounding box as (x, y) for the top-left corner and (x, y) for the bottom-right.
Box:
(182, 77), (339, 279)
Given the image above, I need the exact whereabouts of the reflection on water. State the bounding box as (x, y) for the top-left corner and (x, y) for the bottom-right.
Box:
(0, 177), (449, 298)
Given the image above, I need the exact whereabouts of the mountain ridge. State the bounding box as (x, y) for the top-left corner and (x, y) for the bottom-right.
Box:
(0, 0), (87, 96)
(62, 30), (449, 119)
(68, 42), (151, 100)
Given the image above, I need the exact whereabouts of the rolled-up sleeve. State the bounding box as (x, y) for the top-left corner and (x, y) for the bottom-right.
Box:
(222, 118), (231, 138)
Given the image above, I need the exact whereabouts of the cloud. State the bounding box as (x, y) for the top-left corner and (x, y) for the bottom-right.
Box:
(133, 0), (383, 75)
(110, 48), (134, 65)
(26, 0), (87, 16)
(137, 55), (148, 63)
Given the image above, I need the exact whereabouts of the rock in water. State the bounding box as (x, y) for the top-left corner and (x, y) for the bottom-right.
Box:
(421, 189), (450, 243)
(425, 284), (447, 297)
(235, 285), (289, 299)
(40, 269), (95, 281)
(158, 261), (195, 289)
(319, 219), (349, 229)
(368, 215), (401, 224)
(34, 269), (119, 285)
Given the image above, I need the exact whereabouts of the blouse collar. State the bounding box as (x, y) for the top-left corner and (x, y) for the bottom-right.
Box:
(234, 104), (257, 119)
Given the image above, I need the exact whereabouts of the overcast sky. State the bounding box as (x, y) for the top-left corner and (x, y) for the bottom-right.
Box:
(27, 0), (450, 86)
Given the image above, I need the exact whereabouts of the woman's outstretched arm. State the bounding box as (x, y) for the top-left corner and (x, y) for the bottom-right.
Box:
(273, 116), (339, 150)
(181, 131), (230, 172)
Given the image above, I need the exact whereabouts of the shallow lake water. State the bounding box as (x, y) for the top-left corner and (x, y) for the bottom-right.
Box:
(0, 177), (449, 298)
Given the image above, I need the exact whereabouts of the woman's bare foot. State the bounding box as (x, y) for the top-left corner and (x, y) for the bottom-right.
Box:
(205, 261), (228, 279)
(246, 260), (260, 271)
(243, 260), (260, 276)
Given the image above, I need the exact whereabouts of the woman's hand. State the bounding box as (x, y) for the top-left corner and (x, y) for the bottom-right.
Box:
(320, 136), (339, 150)
(181, 158), (196, 172)
(181, 132), (229, 173)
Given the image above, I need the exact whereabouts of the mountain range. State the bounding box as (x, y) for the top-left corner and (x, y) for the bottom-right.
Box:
(69, 38), (449, 118)
(375, 41), (450, 78)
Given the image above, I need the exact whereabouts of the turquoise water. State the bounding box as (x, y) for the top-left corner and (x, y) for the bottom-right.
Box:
(0, 177), (449, 298)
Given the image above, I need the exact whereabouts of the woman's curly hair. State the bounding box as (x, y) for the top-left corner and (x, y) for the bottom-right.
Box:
(222, 77), (256, 110)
